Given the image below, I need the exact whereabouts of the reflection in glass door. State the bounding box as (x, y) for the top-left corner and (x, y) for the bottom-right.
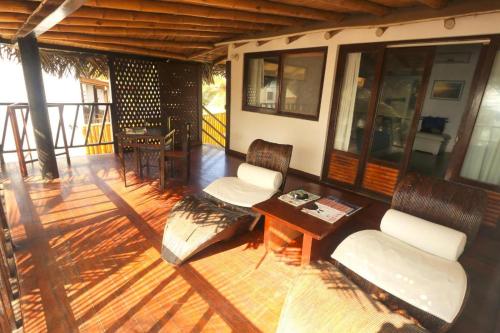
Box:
(361, 48), (433, 196)
(326, 49), (380, 186)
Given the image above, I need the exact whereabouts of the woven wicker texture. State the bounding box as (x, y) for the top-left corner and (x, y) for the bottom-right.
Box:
(246, 139), (293, 191)
(277, 261), (428, 333)
(391, 173), (487, 247)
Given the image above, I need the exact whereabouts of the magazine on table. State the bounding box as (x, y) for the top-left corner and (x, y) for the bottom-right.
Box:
(315, 196), (362, 217)
(278, 189), (320, 207)
(301, 195), (362, 224)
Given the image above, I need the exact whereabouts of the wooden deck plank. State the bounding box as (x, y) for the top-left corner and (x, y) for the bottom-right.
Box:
(0, 145), (498, 333)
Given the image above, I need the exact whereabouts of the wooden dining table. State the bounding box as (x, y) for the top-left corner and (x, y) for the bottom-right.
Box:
(116, 127), (173, 190)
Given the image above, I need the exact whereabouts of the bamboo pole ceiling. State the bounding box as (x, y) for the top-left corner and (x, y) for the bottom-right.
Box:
(0, 0), (498, 63)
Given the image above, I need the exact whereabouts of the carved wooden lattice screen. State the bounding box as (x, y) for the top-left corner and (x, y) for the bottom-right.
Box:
(109, 57), (202, 145)
(109, 57), (163, 132)
(159, 62), (201, 144)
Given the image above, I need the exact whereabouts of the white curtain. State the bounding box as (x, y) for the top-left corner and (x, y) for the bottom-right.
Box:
(334, 53), (361, 151)
(248, 59), (264, 106)
(460, 52), (500, 186)
(461, 125), (500, 185)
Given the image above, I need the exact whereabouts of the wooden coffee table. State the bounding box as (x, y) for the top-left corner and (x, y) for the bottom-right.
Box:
(253, 186), (368, 266)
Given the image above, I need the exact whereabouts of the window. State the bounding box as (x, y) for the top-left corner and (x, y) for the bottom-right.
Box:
(80, 78), (110, 124)
(243, 48), (327, 120)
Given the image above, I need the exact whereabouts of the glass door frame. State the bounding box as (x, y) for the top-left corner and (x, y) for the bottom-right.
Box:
(322, 36), (496, 198)
(360, 46), (435, 197)
(322, 43), (385, 191)
(446, 37), (500, 193)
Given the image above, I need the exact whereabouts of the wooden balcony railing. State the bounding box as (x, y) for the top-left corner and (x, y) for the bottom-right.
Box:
(202, 106), (226, 148)
(0, 102), (113, 152)
(0, 102), (114, 176)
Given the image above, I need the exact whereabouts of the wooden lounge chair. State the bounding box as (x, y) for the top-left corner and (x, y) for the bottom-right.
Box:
(161, 139), (293, 265)
(278, 174), (487, 333)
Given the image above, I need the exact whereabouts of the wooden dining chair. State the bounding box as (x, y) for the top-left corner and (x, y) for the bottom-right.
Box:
(162, 120), (191, 183)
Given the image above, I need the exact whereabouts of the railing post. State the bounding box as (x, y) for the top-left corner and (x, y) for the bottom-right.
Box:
(7, 107), (27, 177)
(58, 105), (71, 165)
(18, 34), (59, 179)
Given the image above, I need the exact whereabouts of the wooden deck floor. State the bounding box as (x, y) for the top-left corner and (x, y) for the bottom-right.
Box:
(2, 145), (499, 333)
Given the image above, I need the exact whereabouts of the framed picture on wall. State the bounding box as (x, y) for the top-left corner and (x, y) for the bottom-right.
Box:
(431, 80), (465, 100)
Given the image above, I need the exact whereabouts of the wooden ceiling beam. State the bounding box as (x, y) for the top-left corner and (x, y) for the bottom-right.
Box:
(212, 55), (227, 64)
(82, 0), (306, 26)
(41, 32), (214, 50)
(219, 0), (500, 43)
(0, 29), (18, 36)
(37, 38), (190, 60)
(71, 7), (281, 31)
(417, 0), (448, 9)
(188, 46), (226, 60)
(14, 0), (86, 39)
(269, 0), (390, 16)
(161, 0), (343, 21)
(49, 25), (230, 40)
(59, 17), (252, 34)
(0, 23), (22, 30)
(0, 1), (38, 15)
(0, 12), (29, 23)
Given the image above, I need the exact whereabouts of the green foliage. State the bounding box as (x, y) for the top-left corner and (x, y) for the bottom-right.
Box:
(203, 74), (226, 114)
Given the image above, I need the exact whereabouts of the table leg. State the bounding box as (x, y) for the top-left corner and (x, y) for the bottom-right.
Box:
(263, 217), (271, 251)
(301, 234), (313, 266)
(160, 149), (166, 191)
(136, 147), (143, 179)
(118, 141), (126, 187)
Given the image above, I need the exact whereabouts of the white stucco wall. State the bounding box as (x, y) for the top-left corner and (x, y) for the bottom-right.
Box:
(229, 12), (500, 176)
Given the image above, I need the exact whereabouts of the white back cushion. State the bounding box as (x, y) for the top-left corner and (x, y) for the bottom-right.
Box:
(380, 209), (467, 261)
(237, 163), (283, 191)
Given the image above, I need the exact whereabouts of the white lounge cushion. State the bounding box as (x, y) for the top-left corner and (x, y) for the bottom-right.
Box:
(332, 230), (467, 323)
(380, 209), (467, 261)
(237, 163), (283, 191)
(203, 177), (277, 207)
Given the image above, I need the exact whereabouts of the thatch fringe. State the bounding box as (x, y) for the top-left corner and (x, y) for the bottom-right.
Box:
(0, 43), (223, 83)
(0, 44), (109, 80)
(201, 62), (225, 85)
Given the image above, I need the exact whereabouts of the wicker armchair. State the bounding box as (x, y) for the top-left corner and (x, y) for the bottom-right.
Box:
(334, 173), (487, 332)
(246, 139), (293, 192)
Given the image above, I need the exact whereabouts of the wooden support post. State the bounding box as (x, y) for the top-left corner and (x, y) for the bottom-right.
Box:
(18, 34), (59, 179)
(108, 57), (120, 155)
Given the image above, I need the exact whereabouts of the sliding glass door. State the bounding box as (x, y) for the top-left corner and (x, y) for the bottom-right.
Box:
(361, 48), (433, 196)
(324, 46), (433, 197)
(325, 38), (499, 224)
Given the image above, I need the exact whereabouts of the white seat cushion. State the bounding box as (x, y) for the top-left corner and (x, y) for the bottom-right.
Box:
(332, 230), (467, 323)
(203, 177), (277, 207)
